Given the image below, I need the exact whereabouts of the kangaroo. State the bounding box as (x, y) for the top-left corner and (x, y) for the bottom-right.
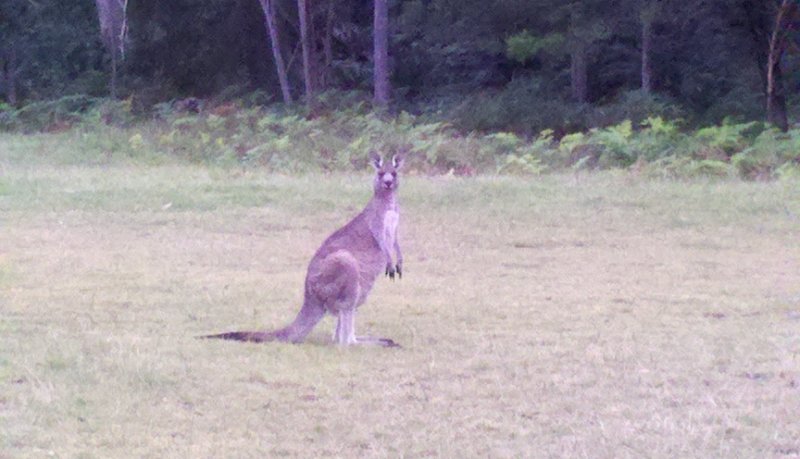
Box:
(203, 152), (404, 347)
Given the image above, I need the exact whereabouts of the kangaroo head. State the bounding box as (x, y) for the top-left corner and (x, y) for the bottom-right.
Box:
(370, 152), (404, 194)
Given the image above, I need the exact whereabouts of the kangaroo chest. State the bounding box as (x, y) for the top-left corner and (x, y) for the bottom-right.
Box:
(382, 210), (399, 247)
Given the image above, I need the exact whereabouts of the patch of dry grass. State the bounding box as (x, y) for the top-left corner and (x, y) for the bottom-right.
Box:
(1, 165), (799, 458)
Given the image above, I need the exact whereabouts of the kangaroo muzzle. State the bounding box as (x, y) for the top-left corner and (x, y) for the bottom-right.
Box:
(381, 173), (394, 189)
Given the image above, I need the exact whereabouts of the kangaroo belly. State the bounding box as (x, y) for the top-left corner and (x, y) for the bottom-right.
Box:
(382, 210), (399, 250)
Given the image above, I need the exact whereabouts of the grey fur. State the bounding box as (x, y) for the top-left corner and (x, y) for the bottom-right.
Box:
(203, 153), (403, 347)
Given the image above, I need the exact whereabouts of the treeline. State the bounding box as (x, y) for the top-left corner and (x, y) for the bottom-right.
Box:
(1, 0), (799, 134)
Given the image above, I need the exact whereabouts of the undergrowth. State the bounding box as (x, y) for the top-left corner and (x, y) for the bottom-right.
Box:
(1, 95), (799, 179)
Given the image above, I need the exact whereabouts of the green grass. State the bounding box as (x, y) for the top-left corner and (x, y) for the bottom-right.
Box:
(1, 150), (800, 456)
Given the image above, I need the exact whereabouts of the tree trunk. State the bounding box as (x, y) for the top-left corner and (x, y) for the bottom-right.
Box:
(641, 15), (654, 94)
(110, 52), (118, 99)
(259, 0), (293, 104)
(741, 0), (772, 100)
(297, 0), (314, 104)
(767, 63), (788, 131)
(322, 0), (335, 89)
(7, 73), (16, 106)
(1, 48), (18, 106)
(95, 0), (128, 99)
(766, 0), (796, 132)
(8, 57), (17, 106)
(373, 0), (390, 107)
(570, 44), (588, 103)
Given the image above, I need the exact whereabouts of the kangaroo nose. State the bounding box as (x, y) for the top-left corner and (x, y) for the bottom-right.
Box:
(382, 173), (393, 185)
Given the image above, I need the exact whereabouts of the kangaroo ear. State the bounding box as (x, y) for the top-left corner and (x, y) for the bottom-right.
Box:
(391, 154), (404, 170)
(369, 151), (383, 170)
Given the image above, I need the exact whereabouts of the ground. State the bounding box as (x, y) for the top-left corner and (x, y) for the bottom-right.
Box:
(1, 164), (799, 458)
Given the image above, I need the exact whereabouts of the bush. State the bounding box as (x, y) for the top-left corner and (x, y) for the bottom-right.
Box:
(635, 117), (688, 161)
(592, 120), (637, 167)
(2, 95), (103, 132)
(587, 90), (685, 128)
(451, 85), (687, 136)
(692, 120), (764, 159)
(731, 128), (800, 179)
(700, 86), (765, 125)
(133, 109), (800, 178)
(644, 156), (735, 179)
(451, 77), (580, 134)
(4, 95), (800, 180)
(0, 102), (18, 131)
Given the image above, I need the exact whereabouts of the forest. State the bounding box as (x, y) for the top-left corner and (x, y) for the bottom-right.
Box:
(2, 0), (800, 176)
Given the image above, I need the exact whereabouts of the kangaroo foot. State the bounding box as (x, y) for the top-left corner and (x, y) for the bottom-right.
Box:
(356, 336), (401, 348)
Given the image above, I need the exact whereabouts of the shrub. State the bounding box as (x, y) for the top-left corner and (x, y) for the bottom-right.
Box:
(4, 95), (800, 180)
(591, 120), (637, 167)
(692, 120), (764, 159)
(451, 86), (686, 138)
(731, 128), (800, 179)
(4, 95), (103, 132)
(0, 102), (18, 131)
(497, 150), (545, 175)
(506, 31), (565, 63)
(451, 77), (578, 134)
(643, 156), (735, 179)
(700, 86), (764, 125)
(636, 116), (681, 157)
(587, 90), (685, 128)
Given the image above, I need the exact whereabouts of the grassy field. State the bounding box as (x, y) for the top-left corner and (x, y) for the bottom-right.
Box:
(1, 146), (800, 457)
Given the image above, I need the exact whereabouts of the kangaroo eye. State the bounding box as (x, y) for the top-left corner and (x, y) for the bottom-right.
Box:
(391, 172), (397, 177)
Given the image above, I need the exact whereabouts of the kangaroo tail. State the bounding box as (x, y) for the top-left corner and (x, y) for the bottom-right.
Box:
(201, 330), (281, 342)
(201, 300), (325, 344)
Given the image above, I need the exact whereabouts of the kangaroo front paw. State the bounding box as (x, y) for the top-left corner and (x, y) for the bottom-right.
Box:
(396, 264), (402, 279)
(385, 263), (396, 280)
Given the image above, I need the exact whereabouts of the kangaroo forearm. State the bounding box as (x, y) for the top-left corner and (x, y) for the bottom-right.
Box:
(380, 242), (394, 265)
(394, 240), (402, 265)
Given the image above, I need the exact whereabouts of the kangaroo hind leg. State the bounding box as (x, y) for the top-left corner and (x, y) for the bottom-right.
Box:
(334, 308), (357, 345)
(333, 309), (400, 347)
(313, 250), (360, 345)
(316, 250), (399, 347)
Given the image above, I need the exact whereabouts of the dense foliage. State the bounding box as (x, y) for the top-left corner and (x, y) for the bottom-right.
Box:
(2, 99), (798, 180)
(1, 0), (800, 178)
(2, 1), (799, 126)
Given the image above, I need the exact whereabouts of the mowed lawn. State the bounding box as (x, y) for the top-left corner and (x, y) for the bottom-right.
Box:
(1, 162), (799, 458)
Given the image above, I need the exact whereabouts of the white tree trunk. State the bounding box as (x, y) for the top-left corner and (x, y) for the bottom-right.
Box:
(259, 0), (293, 104)
(94, 0), (128, 98)
(297, 0), (314, 104)
(373, 0), (390, 107)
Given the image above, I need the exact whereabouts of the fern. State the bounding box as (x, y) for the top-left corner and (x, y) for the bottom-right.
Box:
(729, 127), (798, 178)
(693, 120), (760, 157)
(591, 120), (636, 166)
(497, 153), (544, 175)
(485, 132), (522, 154)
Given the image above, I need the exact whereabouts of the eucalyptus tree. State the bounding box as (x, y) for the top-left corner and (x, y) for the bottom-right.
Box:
(373, 0), (390, 107)
(94, 0), (129, 99)
(258, 0), (293, 103)
(766, 0), (798, 131)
